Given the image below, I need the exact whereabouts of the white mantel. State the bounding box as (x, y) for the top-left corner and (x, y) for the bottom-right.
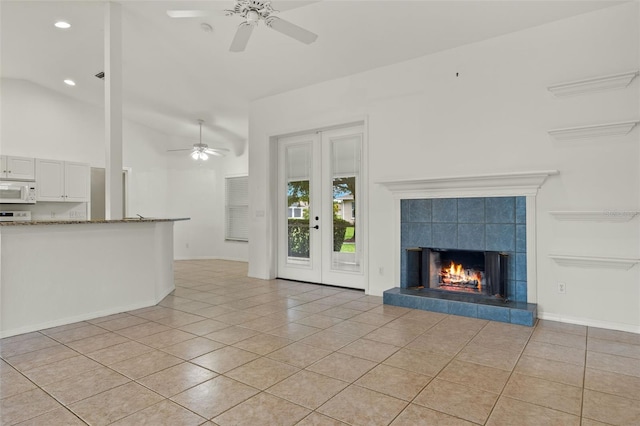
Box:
(377, 170), (559, 199)
(378, 170), (559, 306)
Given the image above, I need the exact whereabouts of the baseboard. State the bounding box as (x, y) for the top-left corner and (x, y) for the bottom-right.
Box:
(174, 256), (248, 263)
(0, 299), (161, 339)
(156, 284), (176, 303)
(538, 312), (640, 334)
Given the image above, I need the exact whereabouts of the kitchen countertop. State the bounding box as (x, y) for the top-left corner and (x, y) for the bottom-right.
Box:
(0, 217), (190, 226)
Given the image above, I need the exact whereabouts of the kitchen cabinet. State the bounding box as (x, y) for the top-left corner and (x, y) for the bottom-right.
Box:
(0, 155), (35, 180)
(36, 159), (90, 202)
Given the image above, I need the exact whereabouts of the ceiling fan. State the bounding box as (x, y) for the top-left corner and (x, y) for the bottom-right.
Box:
(167, 120), (230, 161)
(167, 0), (318, 52)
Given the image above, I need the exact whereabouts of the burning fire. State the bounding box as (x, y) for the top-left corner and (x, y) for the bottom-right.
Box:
(439, 261), (483, 290)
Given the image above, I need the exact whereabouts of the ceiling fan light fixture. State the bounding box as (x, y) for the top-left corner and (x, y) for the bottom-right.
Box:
(246, 10), (260, 23)
(168, 119), (229, 160)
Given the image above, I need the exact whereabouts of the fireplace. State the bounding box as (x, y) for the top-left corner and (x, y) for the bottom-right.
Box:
(378, 173), (557, 327)
(407, 248), (508, 299)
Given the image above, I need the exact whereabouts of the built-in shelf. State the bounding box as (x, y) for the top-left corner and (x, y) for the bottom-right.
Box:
(549, 254), (639, 270)
(548, 121), (639, 140)
(377, 170), (559, 198)
(549, 211), (639, 222)
(548, 70), (639, 97)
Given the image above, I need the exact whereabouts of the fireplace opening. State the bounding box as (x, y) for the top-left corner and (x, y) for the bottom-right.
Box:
(407, 248), (508, 299)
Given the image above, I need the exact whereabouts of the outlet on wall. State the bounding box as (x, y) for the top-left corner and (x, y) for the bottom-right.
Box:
(558, 282), (566, 294)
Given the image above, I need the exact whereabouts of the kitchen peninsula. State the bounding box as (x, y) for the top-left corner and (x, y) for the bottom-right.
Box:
(0, 218), (188, 338)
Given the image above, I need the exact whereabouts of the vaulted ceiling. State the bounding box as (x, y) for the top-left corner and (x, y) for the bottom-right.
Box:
(1, 0), (622, 149)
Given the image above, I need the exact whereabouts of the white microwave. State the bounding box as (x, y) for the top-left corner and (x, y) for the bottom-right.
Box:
(0, 181), (36, 204)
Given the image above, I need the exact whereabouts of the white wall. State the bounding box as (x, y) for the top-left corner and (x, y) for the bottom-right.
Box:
(0, 78), (170, 220)
(0, 78), (249, 263)
(168, 139), (249, 262)
(249, 3), (640, 332)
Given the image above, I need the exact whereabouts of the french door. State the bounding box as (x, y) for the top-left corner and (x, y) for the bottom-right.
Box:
(277, 125), (366, 289)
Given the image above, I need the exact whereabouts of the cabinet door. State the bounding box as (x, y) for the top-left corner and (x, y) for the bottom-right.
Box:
(0, 156), (6, 178)
(64, 162), (90, 202)
(36, 159), (65, 201)
(6, 156), (36, 180)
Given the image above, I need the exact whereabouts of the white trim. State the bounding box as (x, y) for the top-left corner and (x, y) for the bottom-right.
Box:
(174, 255), (248, 263)
(377, 170), (558, 199)
(549, 210), (639, 222)
(548, 70), (639, 97)
(548, 121), (639, 140)
(526, 195), (537, 304)
(225, 172), (249, 179)
(265, 116), (370, 290)
(123, 167), (132, 218)
(0, 292), (172, 339)
(538, 312), (640, 335)
(549, 254), (640, 270)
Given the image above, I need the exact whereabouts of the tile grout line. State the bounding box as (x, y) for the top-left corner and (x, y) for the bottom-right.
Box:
(383, 313), (488, 426)
(5, 261), (639, 424)
(480, 319), (538, 425)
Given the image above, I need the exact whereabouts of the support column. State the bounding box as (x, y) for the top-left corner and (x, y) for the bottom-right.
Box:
(104, 1), (123, 219)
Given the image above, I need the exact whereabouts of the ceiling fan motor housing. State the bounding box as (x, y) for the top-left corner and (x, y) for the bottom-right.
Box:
(227, 0), (275, 23)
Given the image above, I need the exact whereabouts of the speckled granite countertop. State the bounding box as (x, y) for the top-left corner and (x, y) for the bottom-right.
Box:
(0, 218), (190, 226)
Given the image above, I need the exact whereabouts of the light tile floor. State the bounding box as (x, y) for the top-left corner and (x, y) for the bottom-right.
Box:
(1, 259), (639, 425)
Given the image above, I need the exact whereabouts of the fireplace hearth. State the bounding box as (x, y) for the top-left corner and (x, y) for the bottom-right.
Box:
(407, 248), (508, 299)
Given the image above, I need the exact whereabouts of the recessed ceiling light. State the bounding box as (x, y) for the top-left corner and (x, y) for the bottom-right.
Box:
(55, 21), (71, 29)
(63, 79), (76, 86)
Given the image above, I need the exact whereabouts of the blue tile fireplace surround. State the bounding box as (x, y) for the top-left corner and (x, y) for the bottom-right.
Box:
(383, 196), (537, 326)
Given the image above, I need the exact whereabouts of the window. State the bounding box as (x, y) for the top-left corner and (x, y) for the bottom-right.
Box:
(225, 176), (248, 241)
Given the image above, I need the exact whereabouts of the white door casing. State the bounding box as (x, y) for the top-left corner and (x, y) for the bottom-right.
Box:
(277, 125), (366, 289)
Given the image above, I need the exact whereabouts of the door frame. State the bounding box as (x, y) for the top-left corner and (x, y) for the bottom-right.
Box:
(267, 116), (369, 291)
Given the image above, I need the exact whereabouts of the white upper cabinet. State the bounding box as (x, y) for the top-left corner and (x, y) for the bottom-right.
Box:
(36, 159), (89, 202)
(1, 155), (35, 180)
(64, 162), (90, 202)
(36, 159), (65, 201)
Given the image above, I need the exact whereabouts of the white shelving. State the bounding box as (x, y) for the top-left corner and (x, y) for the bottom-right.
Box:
(549, 254), (639, 270)
(548, 120), (638, 140)
(549, 211), (639, 222)
(548, 70), (639, 97)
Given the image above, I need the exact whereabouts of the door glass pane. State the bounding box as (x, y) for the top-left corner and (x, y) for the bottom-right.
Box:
(331, 135), (361, 272)
(286, 144), (312, 262)
(287, 180), (310, 259)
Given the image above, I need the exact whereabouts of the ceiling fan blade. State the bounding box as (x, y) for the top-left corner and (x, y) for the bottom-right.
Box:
(166, 10), (212, 18)
(229, 23), (255, 52)
(267, 17), (317, 44)
(167, 148), (194, 152)
(204, 148), (230, 156)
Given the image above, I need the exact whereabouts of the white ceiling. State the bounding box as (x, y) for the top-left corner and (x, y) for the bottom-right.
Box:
(1, 0), (622, 150)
